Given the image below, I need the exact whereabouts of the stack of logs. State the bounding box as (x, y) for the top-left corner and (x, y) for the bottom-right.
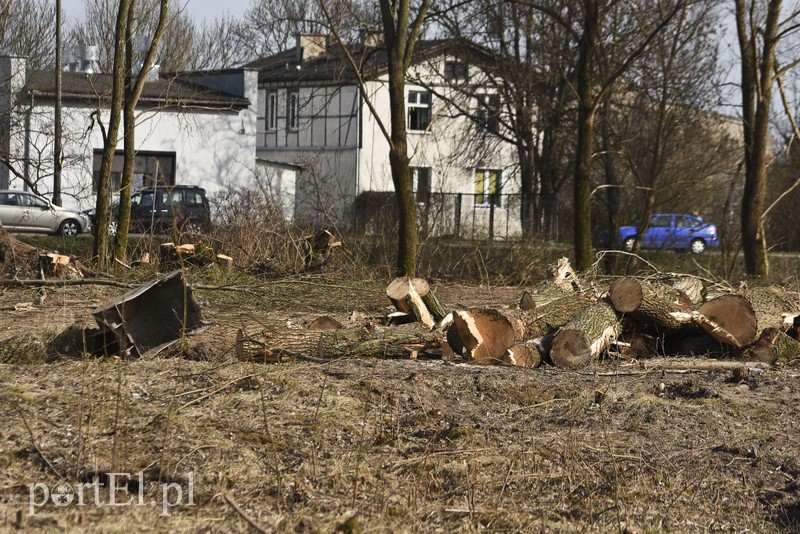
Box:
(236, 261), (800, 369)
(446, 276), (800, 369)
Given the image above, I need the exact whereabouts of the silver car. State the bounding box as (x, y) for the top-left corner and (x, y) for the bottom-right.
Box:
(0, 190), (91, 237)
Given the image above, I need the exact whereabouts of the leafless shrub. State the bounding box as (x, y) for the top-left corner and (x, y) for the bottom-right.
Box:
(209, 187), (309, 275)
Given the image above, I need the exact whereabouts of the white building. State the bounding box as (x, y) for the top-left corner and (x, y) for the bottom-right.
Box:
(0, 55), (260, 212)
(248, 35), (521, 238)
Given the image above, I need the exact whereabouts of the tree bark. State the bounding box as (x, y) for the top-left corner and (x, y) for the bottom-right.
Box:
(608, 277), (693, 333)
(743, 286), (798, 335)
(236, 323), (442, 361)
(550, 300), (620, 369)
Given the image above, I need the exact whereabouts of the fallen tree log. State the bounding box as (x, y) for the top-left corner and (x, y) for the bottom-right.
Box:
(609, 277), (692, 333)
(451, 308), (523, 364)
(503, 343), (541, 368)
(550, 301), (620, 369)
(236, 323), (443, 361)
(743, 286), (799, 335)
(524, 294), (596, 339)
(695, 294), (757, 348)
(751, 327), (800, 363)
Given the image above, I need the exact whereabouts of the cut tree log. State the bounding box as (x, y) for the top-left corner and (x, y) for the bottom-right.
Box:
(743, 286), (799, 335)
(524, 294), (596, 339)
(695, 294), (757, 348)
(615, 333), (657, 359)
(386, 276), (446, 328)
(451, 308), (523, 364)
(550, 301), (620, 369)
(307, 316), (343, 330)
(236, 323), (442, 361)
(609, 277), (692, 333)
(751, 327), (800, 363)
(503, 343), (541, 367)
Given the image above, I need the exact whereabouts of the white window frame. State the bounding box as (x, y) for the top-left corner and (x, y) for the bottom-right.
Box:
(287, 91), (300, 131)
(474, 168), (502, 207)
(407, 91), (432, 131)
(266, 92), (278, 130)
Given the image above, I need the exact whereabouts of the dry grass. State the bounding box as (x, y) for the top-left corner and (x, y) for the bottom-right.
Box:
(1, 273), (800, 532)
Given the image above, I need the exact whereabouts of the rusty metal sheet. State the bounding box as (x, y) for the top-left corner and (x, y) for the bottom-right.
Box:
(92, 270), (204, 357)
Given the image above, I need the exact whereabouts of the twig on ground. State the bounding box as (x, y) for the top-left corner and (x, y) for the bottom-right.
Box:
(224, 494), (270, 533)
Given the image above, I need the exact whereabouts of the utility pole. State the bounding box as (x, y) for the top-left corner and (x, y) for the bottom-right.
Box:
(53, 0), (63, 206)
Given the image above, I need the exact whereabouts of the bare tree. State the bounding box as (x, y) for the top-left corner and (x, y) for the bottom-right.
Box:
(0, 0), (57, 69)
(92, 0), (133, 266)
(113, 0), (170, 262)
(733, 0), (800, 278)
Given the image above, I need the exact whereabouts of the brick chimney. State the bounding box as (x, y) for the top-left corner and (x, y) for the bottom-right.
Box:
(296, 34), (326, 61)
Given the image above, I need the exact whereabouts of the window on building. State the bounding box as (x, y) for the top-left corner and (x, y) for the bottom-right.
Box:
(288, 91), (299, 130)
(266, 92), (278, 130)
(476, 94), (501, 133)
(474, 169), (502, 207)
(92, 150), (175, 193)
(408, 91), (432, 131)
(444, 61), (468, 81)
(411, 167), (432, 204)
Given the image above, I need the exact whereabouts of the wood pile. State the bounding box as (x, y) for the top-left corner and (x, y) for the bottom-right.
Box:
(236, 258), (800, 371)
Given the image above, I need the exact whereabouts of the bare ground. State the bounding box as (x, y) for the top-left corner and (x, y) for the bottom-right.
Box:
(1, 276), (800, 532)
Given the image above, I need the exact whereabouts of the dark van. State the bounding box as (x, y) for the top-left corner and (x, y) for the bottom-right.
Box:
(127, 185), (211, 234)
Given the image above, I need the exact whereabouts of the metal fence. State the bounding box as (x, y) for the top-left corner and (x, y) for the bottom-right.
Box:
(353, 192), (562, 242)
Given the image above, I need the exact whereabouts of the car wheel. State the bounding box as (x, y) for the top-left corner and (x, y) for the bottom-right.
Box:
(59, 219), (80, 237)
(690, 238), (706, 254)
(622, 236), (636, 252)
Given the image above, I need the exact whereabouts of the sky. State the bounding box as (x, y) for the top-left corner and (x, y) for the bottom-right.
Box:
(60, 0), (252, 25)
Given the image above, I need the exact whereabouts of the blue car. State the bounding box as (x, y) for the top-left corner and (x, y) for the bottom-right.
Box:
(606, 214), (719, 254)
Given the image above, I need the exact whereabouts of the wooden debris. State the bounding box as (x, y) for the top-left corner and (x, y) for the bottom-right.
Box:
(751, 327), (800, 363)
(672, 276), (706, 306)
(236, 323), (442, 361)
(743, 286), (799, 335)
(451, 308), (522, 364)
(215, 254), (233, 270)
(386, 277), (436, 328)
(304, 229), (342, 270)
(550, 301), (620, 369)
(548, 257), (583, 292)
(519, 290), (536, 312)
(609, 277), (692, 333)
(503, 343), (541, 367)
(308, 316), (343, 331)
(695, 294), (757, 348)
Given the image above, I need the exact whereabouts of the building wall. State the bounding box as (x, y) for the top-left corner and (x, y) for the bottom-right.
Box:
(1, 57), (258, 212)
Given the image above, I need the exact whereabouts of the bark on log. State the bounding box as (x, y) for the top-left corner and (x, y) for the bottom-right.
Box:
(695, 294), (757, 348)
(386, 277), (435, 328)
(236, 323), (442, 361)
(743, 286), (799, 335)
(615, 333), (657, 359)
(672, 276), (706, 306)
(609, 277), (692, 333)
(751, 327), (800, 363)
(550, 301), (620, 369)
(524, 294), (595, 339)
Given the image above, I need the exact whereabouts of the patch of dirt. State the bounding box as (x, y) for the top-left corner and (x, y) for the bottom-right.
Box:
(1, 279), (800, 532)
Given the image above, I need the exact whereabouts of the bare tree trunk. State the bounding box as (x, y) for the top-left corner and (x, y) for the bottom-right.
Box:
(573, 0), (599, 272)
(92, 0), (134, 268)
(735, 0), (780, 279)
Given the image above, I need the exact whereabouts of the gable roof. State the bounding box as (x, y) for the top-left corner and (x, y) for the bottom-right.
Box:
(246, 39), (469, 85)
(24, 70), (250, 110)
